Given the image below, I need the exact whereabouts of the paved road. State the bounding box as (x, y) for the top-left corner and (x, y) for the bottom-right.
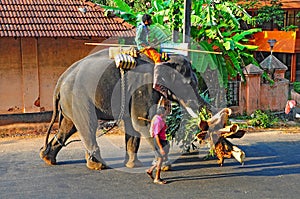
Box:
(1, 130), (300, 199)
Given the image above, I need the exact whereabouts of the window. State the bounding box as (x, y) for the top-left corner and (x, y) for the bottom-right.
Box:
(227, 81), (240, 107)
(285, 10), (300, 27)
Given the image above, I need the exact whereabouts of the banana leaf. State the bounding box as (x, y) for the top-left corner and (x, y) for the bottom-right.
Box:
(113, 0), (133, 14)
(149, 23), (172, 45)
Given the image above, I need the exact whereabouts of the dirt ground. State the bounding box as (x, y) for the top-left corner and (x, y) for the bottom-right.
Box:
(0, 122), (125, 139)
(0, 120), (299, 140)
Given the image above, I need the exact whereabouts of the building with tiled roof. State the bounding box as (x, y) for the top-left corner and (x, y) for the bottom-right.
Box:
(0, 0), (135, 38)
(0, 0), (135, 114)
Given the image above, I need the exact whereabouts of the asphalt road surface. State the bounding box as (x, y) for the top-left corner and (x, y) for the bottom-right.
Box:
(1, 130), (300, 199)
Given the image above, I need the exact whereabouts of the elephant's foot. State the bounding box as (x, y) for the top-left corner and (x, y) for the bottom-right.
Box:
(125, 159), (143, 168)
(85, 152), (107, 170)
(39, 145), (57, 165)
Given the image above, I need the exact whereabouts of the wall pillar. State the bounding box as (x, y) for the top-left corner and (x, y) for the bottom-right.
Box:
(243, 64), (264, 115)
(21, 38), (40, 113)
(291, 53), (296, 82)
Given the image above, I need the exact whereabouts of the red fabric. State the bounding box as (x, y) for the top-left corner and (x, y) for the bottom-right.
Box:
(142, 48), (161, 63)
(150, 115), (167, 140)
(285, 100), (296, 114)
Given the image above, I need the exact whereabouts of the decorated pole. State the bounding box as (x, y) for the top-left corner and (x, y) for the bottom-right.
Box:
(85, 43), (136, 47)
(84, 43), (222, 55)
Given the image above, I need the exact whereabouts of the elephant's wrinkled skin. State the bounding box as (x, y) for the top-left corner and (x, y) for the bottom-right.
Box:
(40, 49), (211, 170)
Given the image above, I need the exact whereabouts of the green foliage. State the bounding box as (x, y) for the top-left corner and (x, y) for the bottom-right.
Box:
(92, 0), (109, 5)
(282, 25), (298, 32)
(166, 103), (182, 141)
(238, 0), (259, 10)
(167, 0), (184, 32)
(255, 0), (285, 29)
(100, 0), (261, 87)
(293, 81), (300, 93)
(190, 41), (224, 85)
(148, 21), (172, 46)
(248, 110), (279, 128)
(198, 106), (212, 121)
(93, 0), (151, 13)
(297, 11), (300, 21)
(200, 90), (213, 104)
(101, 1), (137, 25)
(190, 0), (261, 85)
(166, 104), (212, 151)
(147, 0), (172, 26)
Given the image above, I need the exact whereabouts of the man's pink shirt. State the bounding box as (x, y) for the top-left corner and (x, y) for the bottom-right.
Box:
(151, 115), (167, 140)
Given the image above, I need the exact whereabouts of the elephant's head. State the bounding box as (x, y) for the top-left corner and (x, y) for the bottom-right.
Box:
(154, 55), (214, 117)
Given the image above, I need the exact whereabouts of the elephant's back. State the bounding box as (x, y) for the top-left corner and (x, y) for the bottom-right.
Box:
(57, 48), (118, 98)
(57, 49), (112, 81)
(84, 48), (110, 60)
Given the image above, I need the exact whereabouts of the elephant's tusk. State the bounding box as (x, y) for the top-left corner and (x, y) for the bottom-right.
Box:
(186, 107), (198, 118)
(179, 99), (198, 118)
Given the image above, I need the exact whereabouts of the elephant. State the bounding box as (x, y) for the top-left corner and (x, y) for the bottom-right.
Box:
(39, 48), (213, 170)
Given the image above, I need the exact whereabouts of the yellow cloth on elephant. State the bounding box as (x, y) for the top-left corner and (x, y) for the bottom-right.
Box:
(140, 48), (161, 64)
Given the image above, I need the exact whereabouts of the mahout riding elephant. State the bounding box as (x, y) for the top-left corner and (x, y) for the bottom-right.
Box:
(39, 48), (212, 170)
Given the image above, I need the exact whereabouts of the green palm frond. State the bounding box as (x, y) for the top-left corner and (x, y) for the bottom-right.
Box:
(114, 0), (133, 13)
(232, 28), (262, 42)
(149, 23), (172, 46)
(216, 4), (240, 28)
(190, 41), (220, 73)
(227, 50), (243, 76)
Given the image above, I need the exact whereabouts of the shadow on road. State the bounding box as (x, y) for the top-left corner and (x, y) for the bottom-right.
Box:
(166, 140), (300, 183)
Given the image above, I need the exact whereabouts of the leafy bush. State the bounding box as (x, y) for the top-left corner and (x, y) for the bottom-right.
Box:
(293, 81), (300, 93)
(166, 103), (182, 141)
(281, 25), (298, 32)
(248, 110), (278, 128)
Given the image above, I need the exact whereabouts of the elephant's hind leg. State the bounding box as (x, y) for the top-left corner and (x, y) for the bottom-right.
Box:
(124, 119), (143, 168)
(40, 116), (77, 165)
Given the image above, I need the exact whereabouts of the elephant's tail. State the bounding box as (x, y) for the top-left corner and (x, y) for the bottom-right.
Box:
(44, 93), (60, 147)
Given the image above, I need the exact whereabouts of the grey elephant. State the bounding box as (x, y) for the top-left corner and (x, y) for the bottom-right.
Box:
(39, 48), (212, 170)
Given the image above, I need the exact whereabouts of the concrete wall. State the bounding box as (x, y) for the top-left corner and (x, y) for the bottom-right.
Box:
(0, 37), (106, 114)
(230, 77), (289, 115)
(260, 80), (289, 112)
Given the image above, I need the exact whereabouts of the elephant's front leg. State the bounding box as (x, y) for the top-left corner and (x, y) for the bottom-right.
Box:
(75, 118), (107, 170)
(124, 120), (143, 168)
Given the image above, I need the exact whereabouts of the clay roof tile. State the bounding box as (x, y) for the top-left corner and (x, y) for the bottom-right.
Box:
(0, 0), (135, 38)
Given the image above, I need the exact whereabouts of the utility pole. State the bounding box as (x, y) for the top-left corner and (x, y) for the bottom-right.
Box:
(172, 0), (179, 42)
(183, 0), (191, 44)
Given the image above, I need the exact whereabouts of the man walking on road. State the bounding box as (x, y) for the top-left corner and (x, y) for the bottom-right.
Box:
(146, 106), (170, 184)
